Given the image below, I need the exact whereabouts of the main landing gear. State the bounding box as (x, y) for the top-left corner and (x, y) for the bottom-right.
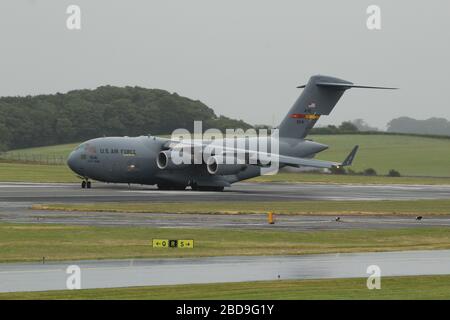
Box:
(156, 183), (224, 192)
(157, 184), (186, 191)
(191, 185), (224, 192)
(81, 180), (91, 189)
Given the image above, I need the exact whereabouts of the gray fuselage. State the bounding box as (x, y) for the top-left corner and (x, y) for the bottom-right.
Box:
(67, 135), (327, 188)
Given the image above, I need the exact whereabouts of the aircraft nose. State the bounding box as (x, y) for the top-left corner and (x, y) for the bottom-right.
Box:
(67, 151), (77, 172)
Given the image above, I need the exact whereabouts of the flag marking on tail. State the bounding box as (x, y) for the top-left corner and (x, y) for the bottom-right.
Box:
(289, 114), (321, 120)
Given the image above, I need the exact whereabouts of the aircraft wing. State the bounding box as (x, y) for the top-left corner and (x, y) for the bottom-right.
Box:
(275, 145), (359, 169)
(164, 139), (359, 169)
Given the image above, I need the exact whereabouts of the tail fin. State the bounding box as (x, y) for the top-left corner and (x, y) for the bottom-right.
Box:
(278, 75), (396, 139)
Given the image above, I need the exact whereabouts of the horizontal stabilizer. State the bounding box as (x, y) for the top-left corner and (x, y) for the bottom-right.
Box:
(297, 82), (398, 90)
(317, 82), (398, 90)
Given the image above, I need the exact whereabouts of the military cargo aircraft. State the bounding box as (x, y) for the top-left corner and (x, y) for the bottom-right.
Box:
(67, 75), (395, 191)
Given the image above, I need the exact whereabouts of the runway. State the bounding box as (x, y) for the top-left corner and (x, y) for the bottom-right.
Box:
(3, 203), (450, 231)
(1, 182), (450, 293)
(1, 182), (449, 231)
(0, 181), (450, 203)
(1, 250), (450, 293)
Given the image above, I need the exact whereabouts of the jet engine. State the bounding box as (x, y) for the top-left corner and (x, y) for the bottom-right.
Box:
(206, 156), (246, 175)
(157, 150), (188, 170)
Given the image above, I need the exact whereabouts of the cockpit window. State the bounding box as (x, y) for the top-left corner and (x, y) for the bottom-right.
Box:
(75, 144), (84, 151)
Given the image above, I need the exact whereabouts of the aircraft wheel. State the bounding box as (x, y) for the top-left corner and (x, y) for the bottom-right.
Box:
(157, 184), (186, 191)
(81, 181), (86, 189)
(193, 186), (224, 192)
(86, 181), (91, 189)
(157, 184), (187, 190)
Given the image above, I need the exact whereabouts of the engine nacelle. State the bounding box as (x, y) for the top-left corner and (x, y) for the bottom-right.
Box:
(157, 150), (188, 170)
(206, 156), (246, 175)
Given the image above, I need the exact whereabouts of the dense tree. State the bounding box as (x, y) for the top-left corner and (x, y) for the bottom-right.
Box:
(310, 121), (359, 134)
(338, 121), (359, 133)
(310, 125), (337, 134)
(0, 86), (251, 150)
(351, 119), (378, 132)
(387, 117), (450, 136)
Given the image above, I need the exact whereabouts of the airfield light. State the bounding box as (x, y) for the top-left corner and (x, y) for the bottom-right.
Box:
(268, 212), (275, 224)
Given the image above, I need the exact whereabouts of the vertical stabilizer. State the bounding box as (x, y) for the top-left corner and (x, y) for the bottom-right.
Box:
(278, 75), (396, 139)
(278, 75), (351, 139)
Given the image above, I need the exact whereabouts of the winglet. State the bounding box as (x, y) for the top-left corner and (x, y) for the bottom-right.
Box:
(341, 145), (359, 167)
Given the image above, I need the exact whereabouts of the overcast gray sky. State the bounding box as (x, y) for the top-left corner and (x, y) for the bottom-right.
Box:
(1, 0), (449, 129)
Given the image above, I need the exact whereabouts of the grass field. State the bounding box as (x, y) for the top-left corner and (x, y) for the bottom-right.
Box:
(1, 223), (450, 263)
(5, 142), (78, 158)
(2, 275), (450, 300)
(1, 133), (450, 183)
(33, 199), (450, 216)
(309, 134), (450, 177)
(4, 134), (450, 177)
(1, 161), (450, 185)
(1, 148), (449, 184)
(0, 162), (450, 185)
(0, 162), (78, 183)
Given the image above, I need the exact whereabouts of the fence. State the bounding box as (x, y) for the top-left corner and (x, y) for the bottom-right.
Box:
(0, 152), (67, 165)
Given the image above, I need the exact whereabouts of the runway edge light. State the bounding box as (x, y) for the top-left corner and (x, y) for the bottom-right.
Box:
(268, 212), (275, 224)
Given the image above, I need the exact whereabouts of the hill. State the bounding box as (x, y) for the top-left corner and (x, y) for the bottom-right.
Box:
(0, 86), (251, 151)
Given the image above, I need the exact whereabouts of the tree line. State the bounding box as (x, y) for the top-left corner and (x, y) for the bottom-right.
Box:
(1, 85), (448, 152)
(312, 118), (450, 137)
(0, 86), (251, 151)
(387, 117), (450, 136)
